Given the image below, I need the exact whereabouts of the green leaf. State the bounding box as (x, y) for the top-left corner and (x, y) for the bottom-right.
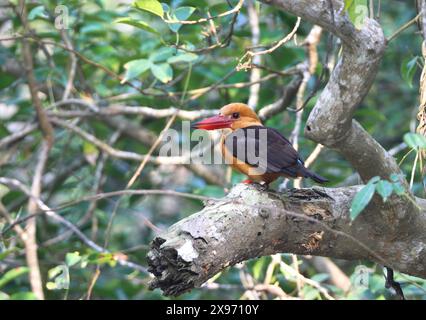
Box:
(168, 6), (196, 33)
(303, 286), (320, 300)
(10, 292), (37, 300)
(161, 3), (170, 14)
(252, 257), (267, 281)
(167, 52), (198, 64)
(86, 252), (116, 267)
(174, 7), (196, 21)
(65, 251), (82, 267)
(0, 248), (17, 261)
(46, 265), (69, 290)
(114, 17), (159, 35)
(311, 273), (330, 283)
(134, 0), (164, 18)
(344, 0), (355, 11)
(150, 47), (176, 63)
(80, 23), (106, 36)
(375, 180), (393, 202)
(83, 141), (99, 166)
(0, 267), (29, 289)
(151, 63), (173, 83)
(350, 180), (376, 220)
(0, 184), (9, 200)
(122, 59), (151, 83)
(28, 5), (47, 20)
(46, 282), (57, 290)
(344, 0), (368, 30)
(403, 132), (426, 149)
(401, 56), (418, 88)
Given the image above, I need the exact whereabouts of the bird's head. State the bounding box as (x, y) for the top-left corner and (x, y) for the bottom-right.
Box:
(193, 103), (262, 131)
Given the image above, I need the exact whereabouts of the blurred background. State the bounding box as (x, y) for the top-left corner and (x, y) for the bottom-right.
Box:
(0, 0), (425, 299)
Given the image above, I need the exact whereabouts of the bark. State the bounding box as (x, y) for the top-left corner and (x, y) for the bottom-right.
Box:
(148, 184), (426, 296)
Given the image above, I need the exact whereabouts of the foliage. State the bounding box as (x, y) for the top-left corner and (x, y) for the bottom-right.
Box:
(350, 174), (407, 220)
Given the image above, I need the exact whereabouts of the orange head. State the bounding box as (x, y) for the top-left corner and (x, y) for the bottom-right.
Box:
(193, 103), (262, 131)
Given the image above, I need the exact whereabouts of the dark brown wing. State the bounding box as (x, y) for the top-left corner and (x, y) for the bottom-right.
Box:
(224, 125), (303, 177)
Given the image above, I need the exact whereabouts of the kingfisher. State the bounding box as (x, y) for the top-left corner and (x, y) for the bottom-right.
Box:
(192, 103), (328, 186)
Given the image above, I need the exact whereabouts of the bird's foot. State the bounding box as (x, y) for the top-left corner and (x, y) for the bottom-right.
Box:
(258, 181), (269, 191)
(241, 180), (269, 191)
(251, 181), (269, 191)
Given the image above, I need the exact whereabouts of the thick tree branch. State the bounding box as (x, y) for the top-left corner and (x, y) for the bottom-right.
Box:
(148, 184), (426, 296)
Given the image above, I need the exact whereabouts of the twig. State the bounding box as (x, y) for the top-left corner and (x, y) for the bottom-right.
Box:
(375, 0), (381, 21)
(0, 179), (216, 236)
(0, 123), (38, 149)
(105, 71), (284, 99)
(127, 113), (178, 188)
(0, 202), (27, 241)
(388, 11), (422, 43)
(27, 38), (154, 97)
(238, 264), (261, 300)
(282, 25), (322, 190)
(263, 254), (280, 285)
(59, 30), (77, 100)
(190, 69), (237, 100)
(410, 149), (419, 189)
(388, 142), (407, 156)
(258, 73), (303, 121)
(104, 113), (179, 261)
(92, 114), (179, 288)
(19, 39), (54, 147)
(207, 11), (220, 45)
(311, 256), (351, 292)
(172, 7), (239, 54)
(42, 132), (121, 247)
(304, 144), (324, 168)
(369, 0), (374, 19)
(25, 141), (50, 300)
(49, 118), (201, 167)
(17, 0), (55, 300)
(47, 99), (217, 120)
(291, 255), (304, 298)
(237, 17), (301, 71)
(86, 267), (100, 300)
(0, 178), (148, 274)
(247, 0), (261, 109)
(252, 284), (289, 299)
(279, 260), (335, 300)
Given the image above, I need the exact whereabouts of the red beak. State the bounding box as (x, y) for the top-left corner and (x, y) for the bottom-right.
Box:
(192, 115), (234, 130)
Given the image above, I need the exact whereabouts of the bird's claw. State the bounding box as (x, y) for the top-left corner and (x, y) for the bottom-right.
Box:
(251, 181), (269, 191)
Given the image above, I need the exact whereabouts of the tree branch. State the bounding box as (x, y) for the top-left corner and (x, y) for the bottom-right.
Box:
(17, 0), (55, 300)
(148, 184), (426, 296)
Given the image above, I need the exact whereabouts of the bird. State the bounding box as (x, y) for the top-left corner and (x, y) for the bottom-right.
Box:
(192, 103), (328, 186)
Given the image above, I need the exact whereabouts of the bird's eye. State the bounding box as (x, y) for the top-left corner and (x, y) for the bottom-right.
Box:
(232, 112), (240, 119)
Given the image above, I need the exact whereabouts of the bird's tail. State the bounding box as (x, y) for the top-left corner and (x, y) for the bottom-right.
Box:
(302, 168), (328, 184)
